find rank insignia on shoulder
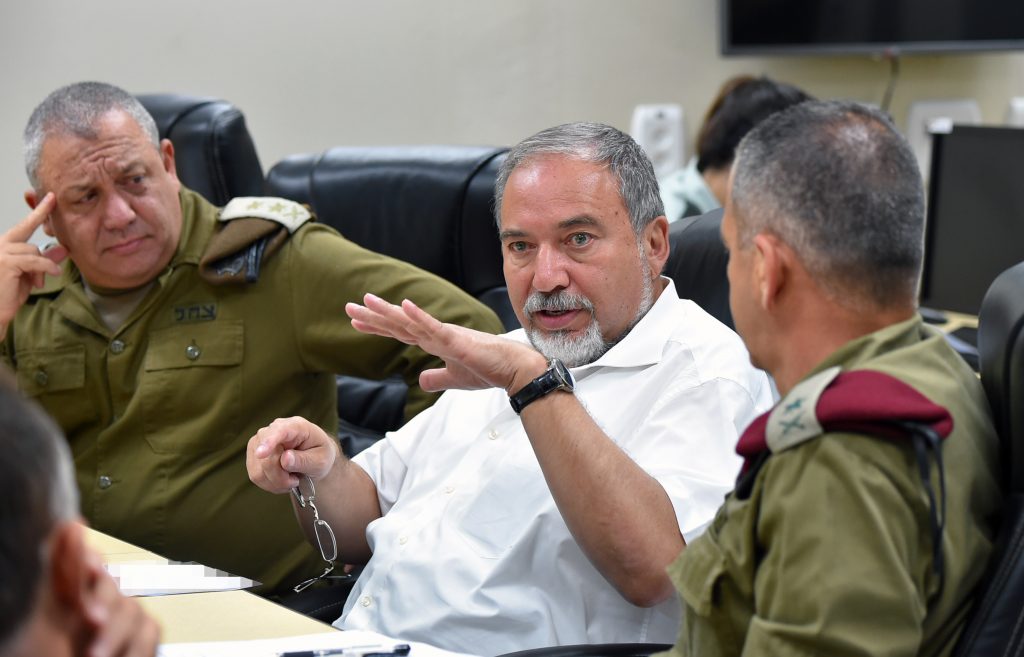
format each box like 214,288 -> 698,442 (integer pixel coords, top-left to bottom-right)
220,197 -> 312,233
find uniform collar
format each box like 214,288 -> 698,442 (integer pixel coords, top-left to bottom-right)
809,314 -> 930,378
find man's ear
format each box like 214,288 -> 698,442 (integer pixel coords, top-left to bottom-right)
160,139 -> 181,189
752,233 -> 785,311
48,521 -> 89,613
24,190 -> 56,237
643,215 -> 670,276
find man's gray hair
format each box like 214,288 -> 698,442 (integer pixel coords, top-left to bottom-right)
731,100 -> 925,309
494,122 -> 665,236
0,384 -> 79,648
24,81 -> 159,190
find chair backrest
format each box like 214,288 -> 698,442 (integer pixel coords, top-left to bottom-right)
266,145 -> 517,330
663,207 -> 733,329
136,93 -> 265,206
978,260 -> 1024,486
952,259 -> 1024,656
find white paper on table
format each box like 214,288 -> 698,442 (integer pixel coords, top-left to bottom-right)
106,562 -> 257,596
158,630 -> 480,657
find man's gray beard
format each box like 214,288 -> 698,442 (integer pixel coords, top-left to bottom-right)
524,254 -> 655,367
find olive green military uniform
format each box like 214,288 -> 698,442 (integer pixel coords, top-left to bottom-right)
2,188 -> 503,594
660,317 -> 1002,657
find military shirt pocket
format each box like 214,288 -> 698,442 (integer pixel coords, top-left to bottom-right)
17,345 -> 86,395
15,345 -> 95,430
140,321 -> 244,454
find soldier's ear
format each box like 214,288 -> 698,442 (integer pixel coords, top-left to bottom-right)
752,233 -> 785,311
160,139 -> 181,189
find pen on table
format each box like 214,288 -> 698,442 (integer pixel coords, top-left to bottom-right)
277,643 -> 411,657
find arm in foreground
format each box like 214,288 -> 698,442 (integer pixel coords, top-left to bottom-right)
346,294 -> 682,606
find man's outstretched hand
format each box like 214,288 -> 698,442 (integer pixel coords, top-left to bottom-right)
345,293 -> 546,395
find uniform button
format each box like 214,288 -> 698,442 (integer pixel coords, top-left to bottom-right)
110,339 -> 125,354
98,475 -> 112,489
360,595 -> 372,607
444,486 -> 455,494
185,344 -> 201,361
488,429 -> 499,440
34,370 -> 48,387
398,536 -> 408,545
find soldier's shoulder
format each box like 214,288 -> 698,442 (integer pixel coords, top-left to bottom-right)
220,197 -> 313,233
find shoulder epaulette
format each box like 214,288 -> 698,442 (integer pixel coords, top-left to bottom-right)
220,197 -> 312,233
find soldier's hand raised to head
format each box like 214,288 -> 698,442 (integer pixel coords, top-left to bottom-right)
0,193 -> 68,336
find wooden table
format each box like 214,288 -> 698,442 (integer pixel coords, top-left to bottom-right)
86,528 -> 336,644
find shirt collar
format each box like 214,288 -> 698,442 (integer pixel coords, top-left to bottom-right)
571,276 -> 679,374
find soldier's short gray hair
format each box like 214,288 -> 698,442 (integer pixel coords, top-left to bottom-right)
731,100 -> 925,310
24,81 -> 159,190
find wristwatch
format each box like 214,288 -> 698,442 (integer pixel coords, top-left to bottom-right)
509,358 -> 575,414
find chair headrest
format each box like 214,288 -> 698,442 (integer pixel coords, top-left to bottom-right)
979,259 -> 1024,491
266,145 -> 508,300
136,93 -> 265,207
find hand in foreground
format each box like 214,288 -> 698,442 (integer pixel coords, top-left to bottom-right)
345,293 -> 546,394
81,550 -> 160,657
0,193 -> 68,328
247,416 -> 340,494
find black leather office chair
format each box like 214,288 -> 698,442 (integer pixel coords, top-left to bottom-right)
952,260 -> 1024,656
136,94 -> 266,205
267,145 -> 515,330
267,146 -> 515,454
663,208 -> 733,330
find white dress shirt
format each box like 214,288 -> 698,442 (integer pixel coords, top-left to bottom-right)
339,279 -> 774,655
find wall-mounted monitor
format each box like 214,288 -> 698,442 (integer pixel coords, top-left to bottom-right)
720,0 -> 1024,56
920,125 -> 1024,316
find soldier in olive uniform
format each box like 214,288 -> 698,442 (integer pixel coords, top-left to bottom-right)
661,101 -> 1001,655
0,81 -> 502,595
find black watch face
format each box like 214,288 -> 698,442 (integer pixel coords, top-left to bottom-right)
552,360 -> 574,390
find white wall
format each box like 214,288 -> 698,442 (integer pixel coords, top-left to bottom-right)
2,0 -> 1023,232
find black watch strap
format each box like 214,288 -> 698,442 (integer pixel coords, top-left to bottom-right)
509,358 -> 575,414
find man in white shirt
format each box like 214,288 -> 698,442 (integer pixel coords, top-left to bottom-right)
247,123 -> 773,655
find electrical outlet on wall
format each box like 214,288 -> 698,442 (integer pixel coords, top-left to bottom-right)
630,104 -> 685,179
1006,98 -> 1024,127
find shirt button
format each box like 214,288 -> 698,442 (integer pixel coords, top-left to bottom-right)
185,344 -> 201,361
360,595 -> 372,607
444,486 -> 455,494
98,475 -> 112,489
398,536 -> 408,545
488,429 -> 499,440
34,370 -> 48,387
110,339 -> 125,354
